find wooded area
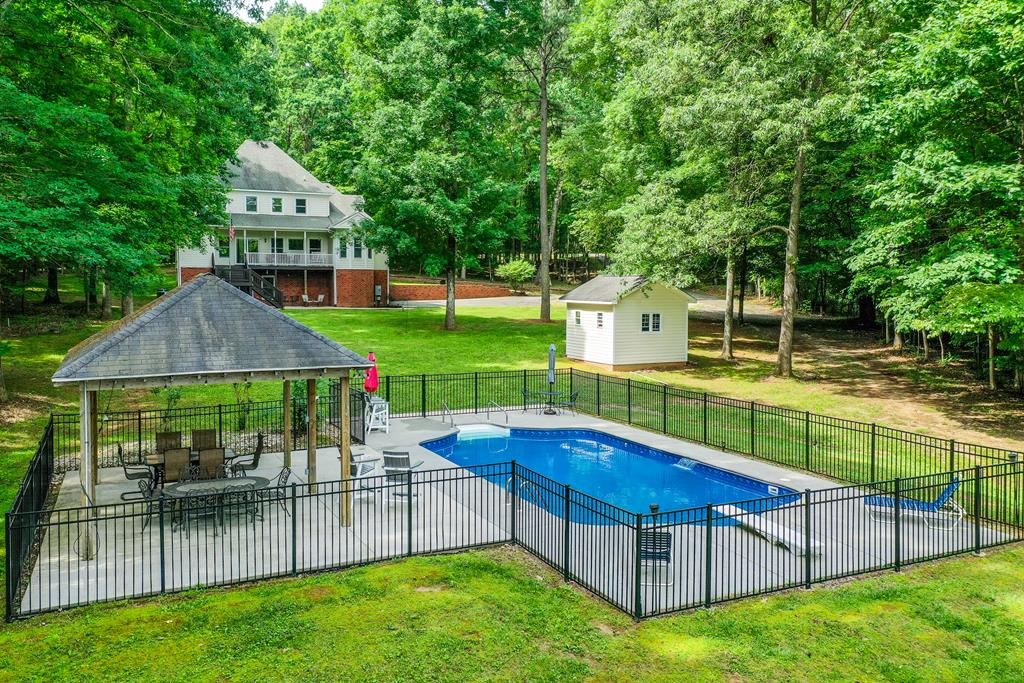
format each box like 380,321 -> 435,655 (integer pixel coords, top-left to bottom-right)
1,0 -> 1022,385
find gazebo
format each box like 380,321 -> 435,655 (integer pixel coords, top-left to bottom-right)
52,273 -> 371,518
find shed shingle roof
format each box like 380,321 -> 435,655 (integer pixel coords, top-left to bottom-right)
53,274 -> 370,385
559,275 -> 696,304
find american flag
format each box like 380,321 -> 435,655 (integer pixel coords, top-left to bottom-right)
228,218 -> 235,242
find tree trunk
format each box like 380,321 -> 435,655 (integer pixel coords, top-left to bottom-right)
460,264 -> 466,280
775,131 -> 807,377
101,276 -> 112,320
737,244 -> 747,324
121,292 -> 135,318
988,324 -> 997,390
938,332 -> 946,361
721,250 -> 736,360
893,330 -> 904,352
884,315 -> 891,345
43,267 -> 60,305
444,233 -> 457,331
83,273 -> 92,314
537,55 -> 552,323
921,330 -> 930,360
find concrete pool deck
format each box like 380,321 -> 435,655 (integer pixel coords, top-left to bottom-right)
16,411 -> 1011,618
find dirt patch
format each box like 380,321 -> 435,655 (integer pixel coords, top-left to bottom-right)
0,397 -> 49,426
592,621 -> 616,635
414,585 -> 446,593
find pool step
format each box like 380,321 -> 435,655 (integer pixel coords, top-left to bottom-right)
456,424 -> 511,440
713,504 -> 822,556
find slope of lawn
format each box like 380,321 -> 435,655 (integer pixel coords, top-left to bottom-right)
1,545 -> 1022,682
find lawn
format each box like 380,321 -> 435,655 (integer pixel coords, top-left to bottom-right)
1,545 -> 1022,682
3,276 -> 1024,680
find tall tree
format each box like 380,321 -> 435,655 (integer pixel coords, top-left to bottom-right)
346,0 -> 526,329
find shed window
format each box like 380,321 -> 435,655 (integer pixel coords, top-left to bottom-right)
641,313 -> 661,332
245,196 -> 257,212
272,197 -> 283,212
596,312 -> 603,328
574,311 -> 581,326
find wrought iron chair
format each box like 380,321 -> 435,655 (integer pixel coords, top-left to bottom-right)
156,431 -> 182,454
198,448 -> 225,480
180,487 -> 221,536
162,448 -> 192,483
259,467 -> 292,515
223,482 -> 259,522
137,480 -> 162,530
118,444 -> 153,501
556,391 -> 580,416
192,429 -> 218,451
228,433 -> 264,476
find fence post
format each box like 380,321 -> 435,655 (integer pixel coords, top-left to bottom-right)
407,474 -> 415,557
4,513 -> 12,621
159,497 -> 166,594
474,372 -> 479,414
633,512 -> 643,621
870,423 -> 877,482
750,402 -> 756,456
569,368 -> 574,400
562,484 -> 571,581
974,465 -> 983,555
704,503 -> 714,608
385,375 -> 391,403
421,374 -> 427,417
596,374 -> 602,415
804,412 -> 811,471
137,410 -> 143,461
291,483 -> 298,576
702,393 -> 709,444
522,369 -> 528,405
893,477 -> 902,572
218,405 -> 223,448
949,439 -> 957,474
627,380 -> 632,424
804,489 -> 812,589
510,461 -> 518,543
662,384 -> 668,433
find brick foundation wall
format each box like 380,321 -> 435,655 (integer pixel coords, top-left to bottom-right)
337,269 -> 375,307
272,270 -> 331,306
374,269 -> 389,305
179,267 -> 212,285
390,280 -> 511,301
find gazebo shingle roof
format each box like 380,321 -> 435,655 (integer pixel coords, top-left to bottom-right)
53,274 -> 370,385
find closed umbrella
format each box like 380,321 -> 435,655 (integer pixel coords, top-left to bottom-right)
545,343 -> 557,414
364,351 -> 379,393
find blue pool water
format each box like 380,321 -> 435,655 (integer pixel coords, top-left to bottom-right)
421,427 -> 797,520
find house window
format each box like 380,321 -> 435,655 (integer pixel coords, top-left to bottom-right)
596,312 -> 603,329
295,198 -> 306,214
353,240 -> 363,258
367,247 -> 373,258
272,238 -> 284,254
641,313 -> 661,332
217,238 -> 230,258
245,196 -> 257,212
287,237 -> 304,251
272,197 -> 283,213
575,311 -> 581,326
308,238 -> 322,254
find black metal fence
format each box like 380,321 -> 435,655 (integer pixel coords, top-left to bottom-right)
7,457 -> 1022,620
6,368 -> 1024,620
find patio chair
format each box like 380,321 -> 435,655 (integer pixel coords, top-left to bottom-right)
639,529 -> 674,586
864,476 -> 964,530
351,460 -> 381,500
364,394 -> 390,434
137,480 -> 162,530
192,429 -> 217,451
383,465 -> 417,504
382,450 -> 423,471
315,294 -> 325,305
162,447 -> 192,483
223,482 -> 259,522
228,432 -> 264,476
198,448 -> 225,480
259,467 -> 292,515
118,444 -> 153,501
301,294 -> 310,306
556,391 -> 580,416
156,431 -> 182,454
179,487 -> 221,536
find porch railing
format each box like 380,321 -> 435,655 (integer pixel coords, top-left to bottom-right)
245,252 -> 333,267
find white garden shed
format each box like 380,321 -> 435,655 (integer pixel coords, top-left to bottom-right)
560,275 -> 695,370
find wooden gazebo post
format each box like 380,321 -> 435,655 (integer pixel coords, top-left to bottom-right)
307,378 -> 317,487
339,371 -> 351,526
78,385 -> 98,559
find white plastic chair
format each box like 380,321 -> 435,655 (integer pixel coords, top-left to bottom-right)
365,394 -> 390,434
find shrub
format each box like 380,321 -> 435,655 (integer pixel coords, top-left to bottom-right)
496,260 -> 536,294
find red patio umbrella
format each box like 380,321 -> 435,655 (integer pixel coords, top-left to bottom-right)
364,351 -> 379,393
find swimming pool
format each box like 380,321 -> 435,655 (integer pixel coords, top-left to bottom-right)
421,426 -> 797,519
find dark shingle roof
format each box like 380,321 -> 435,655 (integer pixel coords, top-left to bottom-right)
559,276 -> 648,303
226,140 -> 334,193
53,274 -> 370,384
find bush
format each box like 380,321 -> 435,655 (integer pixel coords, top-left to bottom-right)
496,260 -> 536,294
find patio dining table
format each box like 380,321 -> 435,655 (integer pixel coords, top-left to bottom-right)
529,390 -> 561,415
162,476 -> 272,530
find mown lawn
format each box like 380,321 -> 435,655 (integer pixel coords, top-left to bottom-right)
1,545 -> 1022,682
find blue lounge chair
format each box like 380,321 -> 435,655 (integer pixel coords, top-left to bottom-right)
864,477 -> 964,529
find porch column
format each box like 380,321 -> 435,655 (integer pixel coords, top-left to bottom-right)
307,378 -> 317,487
302,231 -> 308,295
282,380 -> 292,468
339,372 -> 351,526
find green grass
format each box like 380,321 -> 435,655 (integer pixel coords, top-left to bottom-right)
1,546 -> 1023,682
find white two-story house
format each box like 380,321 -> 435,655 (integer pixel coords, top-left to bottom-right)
176,140 -> 389,307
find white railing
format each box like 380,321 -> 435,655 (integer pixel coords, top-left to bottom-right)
245,252 -> 334,267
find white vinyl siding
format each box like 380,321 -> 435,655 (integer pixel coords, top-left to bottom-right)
612,283 -> 689,365
226,190 -> 331,217
565,304 -> 615,365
